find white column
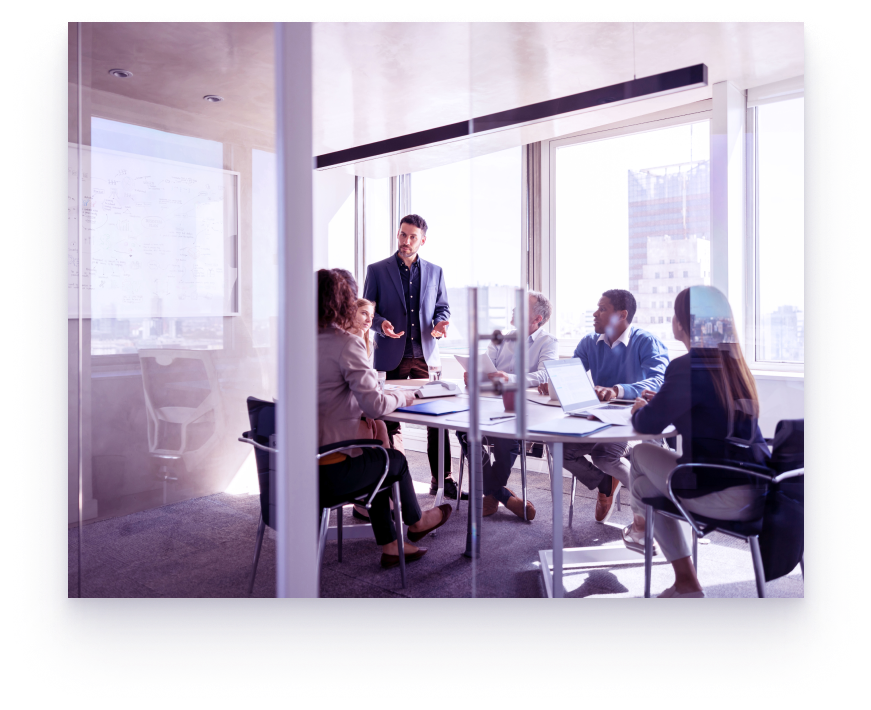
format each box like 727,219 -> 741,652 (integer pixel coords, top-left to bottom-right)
275,22 -> 318,598
711,81 -> 747,332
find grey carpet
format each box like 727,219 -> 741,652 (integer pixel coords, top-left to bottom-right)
69,449 -> 804,598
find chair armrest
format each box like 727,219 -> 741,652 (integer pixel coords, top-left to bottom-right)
773,467 -> 804,483
318,440 -> 391,510
238,432 -> 278,454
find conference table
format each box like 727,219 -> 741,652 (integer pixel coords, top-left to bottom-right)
380,378 -> 675,598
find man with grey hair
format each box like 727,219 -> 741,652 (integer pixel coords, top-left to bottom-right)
455,291 -> 558,520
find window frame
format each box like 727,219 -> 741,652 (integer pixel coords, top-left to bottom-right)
540,101 -> 714,354
743,92 -> 805,374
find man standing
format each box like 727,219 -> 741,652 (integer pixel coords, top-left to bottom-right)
541,289 -> 669,523
363,215 -> 466,499
456,291 -> 557,520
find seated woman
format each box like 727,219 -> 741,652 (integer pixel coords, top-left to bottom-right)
347,297 -> 404,520
317,269 -> 451,568
624,285 -> 770,597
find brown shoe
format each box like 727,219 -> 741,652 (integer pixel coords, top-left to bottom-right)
381,547 -> 427,569
407,504 -> 453,542
594,478 -> 622,523
504,488 -> 535,521
483,494 -> 499,517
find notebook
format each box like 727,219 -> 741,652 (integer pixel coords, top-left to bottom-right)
543,359 -> 633,426
395,400 -> 471,416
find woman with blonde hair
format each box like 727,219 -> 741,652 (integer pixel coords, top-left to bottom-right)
623,285 -> 770,597
348,298 -> 376,365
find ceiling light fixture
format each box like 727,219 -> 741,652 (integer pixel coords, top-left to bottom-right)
315,63 -> 708,170
203,95 -> 224,103
108,69 -> 133,78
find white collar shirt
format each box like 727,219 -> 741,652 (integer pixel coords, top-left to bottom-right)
594,325 -> 634,398
487,325 -> 559,388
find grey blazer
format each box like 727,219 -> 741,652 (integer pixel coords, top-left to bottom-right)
317,326 -> 403,455
362,254 -> 450,371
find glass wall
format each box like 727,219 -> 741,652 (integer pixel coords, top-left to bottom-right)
755,97 -> 804,365
70,22 -> 278,596
554,120 -> 711,357
411,146 -> 523,353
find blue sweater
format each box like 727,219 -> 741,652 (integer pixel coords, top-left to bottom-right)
572,327 -> 670,399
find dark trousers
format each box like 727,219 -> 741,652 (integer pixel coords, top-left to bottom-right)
318,448 -> 422,546
385,357 -> 452,479
455,431 -> 520,505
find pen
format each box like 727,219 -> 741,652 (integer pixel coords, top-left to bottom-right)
489,414 -> 515,421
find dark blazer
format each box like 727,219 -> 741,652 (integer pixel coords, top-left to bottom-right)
363,254 -> 450,372
632,351 -> 770,468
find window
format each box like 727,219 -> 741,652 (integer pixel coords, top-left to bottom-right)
668,271 -> 674,278
411,147 -> 522,352
364,177 -> 391,271
753,97 -> 804,366
683,270 -> 689,278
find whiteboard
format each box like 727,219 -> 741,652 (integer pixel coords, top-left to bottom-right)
68,144 -> 240,319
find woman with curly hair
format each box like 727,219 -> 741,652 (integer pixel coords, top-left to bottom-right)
317,269 -> 451,568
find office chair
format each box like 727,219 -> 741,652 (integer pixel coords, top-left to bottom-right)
239,397 -> 408,595
139,349 -> 224,504
639,420 -> 804,598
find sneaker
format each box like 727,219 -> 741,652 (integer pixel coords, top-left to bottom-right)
431,476 -> 469,500
594,478 -> 622,523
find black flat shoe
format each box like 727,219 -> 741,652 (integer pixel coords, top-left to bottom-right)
381,547 -> 427,569
431,477 -> 469,501
408,504 -> 453,543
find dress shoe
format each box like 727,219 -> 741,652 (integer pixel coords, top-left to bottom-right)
381,547 -> 427,569
594,478 -> 622,523
504,488 -> 535,521
431,476 -> 469,501
407,504 -> 453,542
483,494 -> 499,517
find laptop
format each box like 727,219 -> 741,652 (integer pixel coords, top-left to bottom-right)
542,359 -> 633,426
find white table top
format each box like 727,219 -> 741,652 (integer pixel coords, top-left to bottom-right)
381,379 -> 675,444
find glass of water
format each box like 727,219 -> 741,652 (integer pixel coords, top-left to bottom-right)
428,364 -> 442,381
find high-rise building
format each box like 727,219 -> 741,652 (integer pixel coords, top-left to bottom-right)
628,160 -> 710,292
762,305 -> 804,362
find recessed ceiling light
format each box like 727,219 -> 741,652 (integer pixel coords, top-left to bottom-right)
203,95 -> 224,103
108,69 -> 133,78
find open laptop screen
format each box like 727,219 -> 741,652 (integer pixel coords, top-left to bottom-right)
543,359 -> 599,411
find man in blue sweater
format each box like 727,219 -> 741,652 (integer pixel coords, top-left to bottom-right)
542,289 -> 669,523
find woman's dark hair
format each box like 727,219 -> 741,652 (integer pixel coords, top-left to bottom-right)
317,269 -> 357,330
333,268 -> 358,298
674,286 -> 759,420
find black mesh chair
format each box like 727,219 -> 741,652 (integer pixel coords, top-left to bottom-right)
238,396 -> 407,594
639,418 -> 804,598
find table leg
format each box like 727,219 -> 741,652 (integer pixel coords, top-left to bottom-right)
433,425 -> 445,508
551,442 -> 564,598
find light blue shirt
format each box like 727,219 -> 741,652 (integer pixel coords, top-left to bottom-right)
488,326 -> 559,388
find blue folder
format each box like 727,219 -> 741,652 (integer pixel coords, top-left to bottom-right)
395,400 -> 471,416
528,417 -> 612,437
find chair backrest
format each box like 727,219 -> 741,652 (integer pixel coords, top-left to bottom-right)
770,419 -> 804,475
138,349 -> 224,472
246,396 -> 276,528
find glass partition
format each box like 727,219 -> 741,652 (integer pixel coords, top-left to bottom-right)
70,22 -> 279,596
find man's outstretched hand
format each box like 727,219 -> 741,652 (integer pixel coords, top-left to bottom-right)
382,321 -> 405,339
431,320 -> 450,339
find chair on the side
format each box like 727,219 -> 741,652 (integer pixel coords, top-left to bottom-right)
239,396 -> 407,595
640,418 -> 804,598
138,348 -> 224,504
456,437 -> 532,520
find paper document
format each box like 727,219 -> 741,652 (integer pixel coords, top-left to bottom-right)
454,352 -> 497,378
413,381 -> 460,398
583,406 -> 634,426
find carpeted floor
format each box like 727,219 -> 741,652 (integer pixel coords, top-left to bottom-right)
68,449 -> 804,598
